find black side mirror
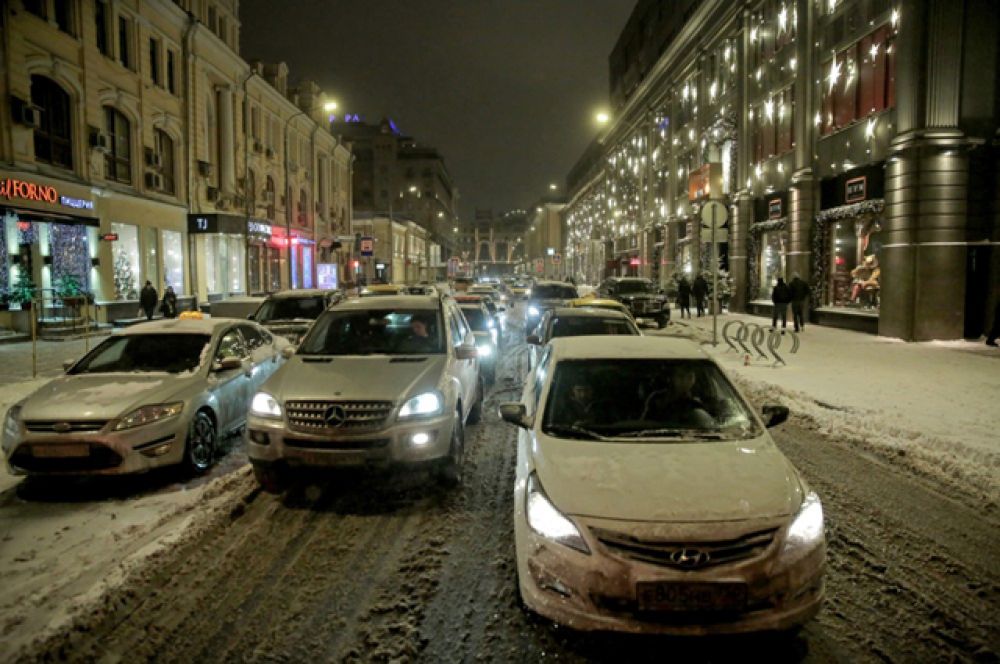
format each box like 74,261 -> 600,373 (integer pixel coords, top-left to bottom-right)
246,314 -> 255,320
499,403 -> 532,429
762,404 -> 789,428
526,334 -> 541,345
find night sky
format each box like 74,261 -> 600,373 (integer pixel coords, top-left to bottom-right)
239,0 -> 635,222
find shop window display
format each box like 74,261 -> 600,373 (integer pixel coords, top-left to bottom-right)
758,230 -> 787,299
111,222 -> 140,299
162,230 -> 183,293
49,224 -> 90,293
829,216 -> 882,310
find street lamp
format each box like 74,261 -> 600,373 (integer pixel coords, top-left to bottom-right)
548,183 -> 558,191
595,110 -> 610,125
283,99 -> 339,288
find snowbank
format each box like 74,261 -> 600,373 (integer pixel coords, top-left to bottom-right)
653,314 -> 1000,508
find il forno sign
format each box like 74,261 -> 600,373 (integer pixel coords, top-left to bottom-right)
0,177 -> 58,204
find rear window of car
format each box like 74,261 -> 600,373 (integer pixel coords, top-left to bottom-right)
550,316 -> 637,338
255,296 -> 326,322
533,284 -> 578,299
459,306 -> 488,331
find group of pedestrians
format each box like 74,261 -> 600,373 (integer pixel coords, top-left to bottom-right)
771,274 -> 810,332
676,274 -> 708,319
139,281 -> 178,321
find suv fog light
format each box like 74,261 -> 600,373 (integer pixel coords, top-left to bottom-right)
140,443 -> 172,458
248,430 -> 270,445
411,432 -> 432,446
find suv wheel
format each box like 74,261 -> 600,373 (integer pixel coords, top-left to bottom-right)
657,314 -> 668,329
436,414 -> 464,487
467,378 -> 484,424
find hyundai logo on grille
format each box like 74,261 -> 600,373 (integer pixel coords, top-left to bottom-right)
669,548 -> 710,568
323,405 -> 348,427
52,422 -> 72,433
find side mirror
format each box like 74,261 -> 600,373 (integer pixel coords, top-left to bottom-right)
762,404 -> 789,428
499,403 -> 532,429
526,334 -> 541,345
455,344 -> 478,360
246,314 -> 255,320
281,345 -> 297,359
62,358 -> 75,372
212,356 -> 243,372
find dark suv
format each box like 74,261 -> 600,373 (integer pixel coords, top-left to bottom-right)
597,277 -> 670,328
249,289 -> 343,343
525,280 -> 579,330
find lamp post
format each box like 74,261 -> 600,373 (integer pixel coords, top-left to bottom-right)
283,100 -> 337,289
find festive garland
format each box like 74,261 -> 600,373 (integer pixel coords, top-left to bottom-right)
746,218 -> 788,303
815,199 -> 884,223
811,199 -> 885,305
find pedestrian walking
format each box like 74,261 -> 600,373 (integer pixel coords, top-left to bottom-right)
160,285 -> 178,319
986,300 -> 1000,347
789,273 -> 810,332
693,274 -> 708,317
677,277 -> 692,319
771,277 -> 792,330
139,280 -> 158,321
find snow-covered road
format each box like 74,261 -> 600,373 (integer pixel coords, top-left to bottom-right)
4,309 -> 998,662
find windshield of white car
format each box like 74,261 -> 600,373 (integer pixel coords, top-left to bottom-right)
70,334 -> 211,374
541,359 -> 760,440
255,297 -> 326,322
532,284 -> 578,299
615,280 -> 655,294
459,306 -> 489,331
550,316 -> 637,338
298,309 -> 445,355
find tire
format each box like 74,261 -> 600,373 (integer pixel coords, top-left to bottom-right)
657,314 -> 668,329
253,462 -> 289,494
467,378 -> 484,424
183,410 -> 216,476
436,414 -> 465,488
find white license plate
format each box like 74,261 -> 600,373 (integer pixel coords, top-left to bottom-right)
32,444 -> 90,458
637,581 -> 747,612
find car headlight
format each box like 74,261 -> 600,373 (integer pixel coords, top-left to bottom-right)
490,328 -> 498,345
779,491 -> 824,563
528,306 -> 540,317
477,344 -> 493,358
3,404 -> 23,453
398,391 -> 443,419
526,473 -> 590,554
115,402 -> 184,431
250,392 -> 283,418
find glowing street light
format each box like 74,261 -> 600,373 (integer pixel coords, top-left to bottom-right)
595,111 -> 610,125
548,183 -> 558,191
322,101 -> 338,112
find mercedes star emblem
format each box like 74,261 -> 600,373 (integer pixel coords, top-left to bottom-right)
323,405 -> 348,428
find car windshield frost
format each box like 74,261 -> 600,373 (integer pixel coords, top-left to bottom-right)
533,284 -> 578,299
550,317 -> 636,338
298,309 -> 445,355
541,359 -> 760,440
70,334 -> 211,374
459,306 -> 489,331
255,297 -> 326,322
615,280 -> 655,294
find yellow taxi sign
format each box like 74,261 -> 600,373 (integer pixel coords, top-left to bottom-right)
178,310 -> 204,320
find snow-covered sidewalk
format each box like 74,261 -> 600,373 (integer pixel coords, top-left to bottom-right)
653,312 -> 1000,507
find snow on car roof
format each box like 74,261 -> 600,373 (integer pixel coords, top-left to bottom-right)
548,307 -> 631,319
267,289 -> 337,299
339,295 -> 440,310
117,318 -> 233,335
548,335 -> 707,360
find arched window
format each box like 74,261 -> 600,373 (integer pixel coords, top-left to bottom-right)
154,129 -> 175,194
265,176 -> 276,220
298,189 -> 308,225
104,106 -> 131,184
30,75 -> 73,169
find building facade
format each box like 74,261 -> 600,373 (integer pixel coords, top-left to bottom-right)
0,0 -> 352,329
562,0 -> 999,340
525,200 -> 566,279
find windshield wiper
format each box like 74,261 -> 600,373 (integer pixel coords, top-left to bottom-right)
615,428 -> 726,440
543,424 -> 609,441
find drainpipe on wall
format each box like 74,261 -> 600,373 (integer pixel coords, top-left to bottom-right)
241,69 -> 256,293
182,13 -> 197,303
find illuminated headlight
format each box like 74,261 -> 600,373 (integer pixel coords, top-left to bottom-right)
477,344 -> 493,358
779,491 -> 824,564
2,404 -> 23,454
115,402 -> 184,431
526,473 -> 590,554
528,306 -> 540,317
398,391 -> 443,419
487,318 -> 495,329
250,392 -> 283,418
490,328 -> 498,345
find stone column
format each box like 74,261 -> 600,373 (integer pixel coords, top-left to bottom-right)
788,170 -> 815,281
217,86 -> 236,194
880,0 -> 971,340
729,192 -> 753,311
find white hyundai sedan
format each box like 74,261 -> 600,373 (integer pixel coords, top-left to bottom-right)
499,336 -> 824,635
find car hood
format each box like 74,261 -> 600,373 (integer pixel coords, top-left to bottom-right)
18,373 -> 201,421
263,355 -> 447,403
532,433 -> 803,522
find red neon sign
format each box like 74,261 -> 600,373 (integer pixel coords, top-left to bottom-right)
0,178 -> 58,204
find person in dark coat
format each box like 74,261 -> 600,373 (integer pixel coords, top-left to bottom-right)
692,274 -> 709,317
789,273 -> 810,332
139,280 -> 158,320
771,277 -> 793,329
160,286 -> 178,319
986,300 -> 1000,347
677,277 -> 692,319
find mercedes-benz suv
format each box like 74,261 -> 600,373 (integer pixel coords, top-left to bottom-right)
245,295 -> 484,492
597,277 -> 670,328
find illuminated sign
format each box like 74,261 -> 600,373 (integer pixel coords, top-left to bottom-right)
100,233 -> 119,241
845,176 -> 867,203
60,195 -> 94,210
329,113 -> 363,123
1,178 -> 58,204
768,198 -> 782,219
247,220 -> 272,237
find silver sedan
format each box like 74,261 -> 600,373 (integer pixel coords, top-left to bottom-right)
2,318 -> 289,477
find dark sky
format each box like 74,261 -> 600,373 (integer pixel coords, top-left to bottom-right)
239,0 -> 634,222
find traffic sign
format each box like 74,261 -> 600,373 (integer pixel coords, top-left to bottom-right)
360,237 -> 374,256
700,200 -> 728,229
553,253 -> 562,265
534,258 -> 544,274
